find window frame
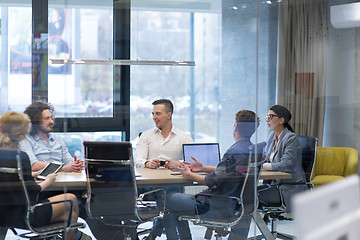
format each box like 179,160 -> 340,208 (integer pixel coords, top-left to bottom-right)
31,0 -> 131,139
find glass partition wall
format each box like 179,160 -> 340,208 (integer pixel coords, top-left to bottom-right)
0,0 -> 359,239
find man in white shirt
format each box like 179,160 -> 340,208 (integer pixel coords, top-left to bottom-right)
136,99 -> 193,240
135,99 -> 193,169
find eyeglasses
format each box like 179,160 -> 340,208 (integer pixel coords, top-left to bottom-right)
265,114 -> 279,120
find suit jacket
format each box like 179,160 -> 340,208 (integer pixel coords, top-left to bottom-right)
264,128 -> 306,209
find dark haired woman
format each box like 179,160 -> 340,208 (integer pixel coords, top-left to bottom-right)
258,105 -> 306,211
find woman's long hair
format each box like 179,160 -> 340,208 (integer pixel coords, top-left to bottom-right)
0,111 -> 31,149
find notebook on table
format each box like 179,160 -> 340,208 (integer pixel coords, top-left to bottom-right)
182,143 -> 220,166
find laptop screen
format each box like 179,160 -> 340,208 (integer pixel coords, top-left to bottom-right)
182,143 -> 220,166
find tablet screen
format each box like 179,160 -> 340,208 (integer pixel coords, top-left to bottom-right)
38,162 -> 63,179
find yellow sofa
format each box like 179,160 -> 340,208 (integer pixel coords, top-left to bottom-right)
311,147 -> 358,187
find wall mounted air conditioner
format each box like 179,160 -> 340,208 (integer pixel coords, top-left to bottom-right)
331,2 -> 360,29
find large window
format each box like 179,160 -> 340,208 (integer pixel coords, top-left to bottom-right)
129,1 -> 274,151
3,4 -> 115,117
0,1 -> 128,135
130,6 -> 222,145
0,0 -> 273,148
2,0 -> 360,239
47,6 -> 114,118
5,6 -> 32,112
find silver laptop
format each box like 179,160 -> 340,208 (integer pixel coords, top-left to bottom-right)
182,143 -> 220,166
292,175 -> 360,240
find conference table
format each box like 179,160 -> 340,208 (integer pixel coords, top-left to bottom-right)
51,167 -> 291,188
51,168 -> 290,240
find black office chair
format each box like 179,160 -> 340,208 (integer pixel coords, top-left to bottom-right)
178,144 -> 264,240
252,135 -> 318,240
0,148 -> 85,240
297,135 -> 318,189
84,141 -> 165,240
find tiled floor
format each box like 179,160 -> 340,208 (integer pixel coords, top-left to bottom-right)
4,187 -> 296,239
149,218 -> 296,239
3,217 -> 296,239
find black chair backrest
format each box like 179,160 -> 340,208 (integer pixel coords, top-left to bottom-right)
0,149 -> 36,205
86,159 -> 137,221
84,141 -> 138,223
297,135 -> 317,183
0,148 -> 40,229
84,141 -> 133,161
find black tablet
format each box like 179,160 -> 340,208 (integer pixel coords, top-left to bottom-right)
37,161 -> 63,179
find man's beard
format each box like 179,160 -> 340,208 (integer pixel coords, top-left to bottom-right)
39,125 -> 53,134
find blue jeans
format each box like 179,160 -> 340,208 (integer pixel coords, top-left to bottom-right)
164,193 -> 194,240
139,186 -> 188,239
166,192 -> 251,240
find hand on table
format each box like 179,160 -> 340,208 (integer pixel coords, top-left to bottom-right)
147,159 -> 162,169
63,156 -> 84,172
146,159 -> 180,169
164,160 -> 181,169
262,163 -> 272,171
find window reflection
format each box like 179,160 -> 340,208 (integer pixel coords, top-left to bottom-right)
48,5 -> 114,118
7,7 -> 32,112
130,9 -> 221,144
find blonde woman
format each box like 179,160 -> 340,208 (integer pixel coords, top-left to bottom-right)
0,111 -> 83,240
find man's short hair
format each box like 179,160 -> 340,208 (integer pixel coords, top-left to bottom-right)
152,99 -> 174,114
24,101 -> 54,135
235,110 -> 259,138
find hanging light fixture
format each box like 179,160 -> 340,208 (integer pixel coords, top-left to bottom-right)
50,59 -> 195,66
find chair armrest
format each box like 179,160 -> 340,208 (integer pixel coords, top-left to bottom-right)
179,193 -> 244,228
194,192 -> 242,205
138,188 -> 166,201
278,181 -> 305,185
0,167 -> 18,174
193,192 -> 242,218
278,181 -> 313,189
138,189 -> 166,217
28,199 -> 74,233
344,150 -> 358,176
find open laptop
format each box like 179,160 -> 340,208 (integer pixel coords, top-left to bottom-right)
292,175 -> 360,240
182,143 -> 220,166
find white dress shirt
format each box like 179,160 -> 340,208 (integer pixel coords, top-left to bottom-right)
134,126 -> 193,168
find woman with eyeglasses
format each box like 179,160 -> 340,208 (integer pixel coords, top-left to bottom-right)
258,105 -> 306,212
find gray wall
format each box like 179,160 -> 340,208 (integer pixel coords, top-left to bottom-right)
219,0 -> 278,152
323,0 -> 356,147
